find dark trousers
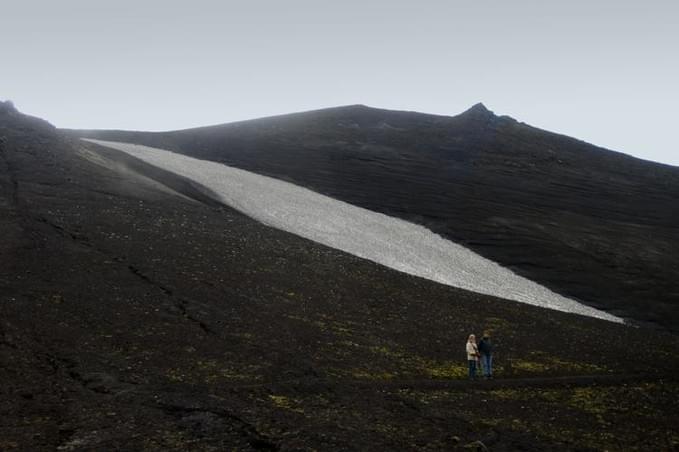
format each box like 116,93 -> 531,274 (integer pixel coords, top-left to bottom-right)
480,354 -> 493,377
468,360 -> 477,379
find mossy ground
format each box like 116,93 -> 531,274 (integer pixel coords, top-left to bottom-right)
397,382 -> 679,451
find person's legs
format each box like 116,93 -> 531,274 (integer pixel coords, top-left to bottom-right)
468,360 -> 476,379
482,354 -> 493,377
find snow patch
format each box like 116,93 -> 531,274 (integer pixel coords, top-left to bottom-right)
84,139 -> 623,323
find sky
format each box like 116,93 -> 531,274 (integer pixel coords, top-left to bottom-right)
1,0 -> 678,166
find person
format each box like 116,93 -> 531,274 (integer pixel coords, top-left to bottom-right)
478,331 -> 494,379
466,334 -> 479,380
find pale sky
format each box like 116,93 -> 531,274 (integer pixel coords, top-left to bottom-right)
2,0 -> 678,166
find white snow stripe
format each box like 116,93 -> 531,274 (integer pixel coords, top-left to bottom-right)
84,138 -> 623,323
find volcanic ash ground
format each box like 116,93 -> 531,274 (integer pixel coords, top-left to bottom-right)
84,139 -> 623,323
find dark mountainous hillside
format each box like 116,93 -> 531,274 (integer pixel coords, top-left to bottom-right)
3,100 -> 679,450
74,104 -> 679,332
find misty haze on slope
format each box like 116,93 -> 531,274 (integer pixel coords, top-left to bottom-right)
85,139 -> 622,323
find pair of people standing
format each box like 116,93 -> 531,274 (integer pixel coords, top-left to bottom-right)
466,332 -> 493,380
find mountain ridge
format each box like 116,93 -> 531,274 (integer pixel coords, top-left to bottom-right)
70,102 -> 677,170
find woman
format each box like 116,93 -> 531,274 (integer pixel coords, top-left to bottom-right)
466,334 -> 480,380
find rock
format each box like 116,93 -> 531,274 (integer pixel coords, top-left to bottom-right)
0,100 -> 16,114
448,435 -> 461,444
463,440 -> 489,451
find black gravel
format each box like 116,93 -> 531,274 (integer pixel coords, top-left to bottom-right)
2,100 -> 679,450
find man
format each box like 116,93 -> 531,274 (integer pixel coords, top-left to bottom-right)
478,331 -> 494,379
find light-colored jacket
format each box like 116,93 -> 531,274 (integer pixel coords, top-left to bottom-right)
466,341 -> 479,361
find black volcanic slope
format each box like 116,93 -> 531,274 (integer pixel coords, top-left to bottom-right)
3,101 -> 679,450
75,104 -> 679,331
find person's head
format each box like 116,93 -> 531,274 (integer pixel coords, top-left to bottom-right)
468,334 -> 476,342
483,331 -> 491,339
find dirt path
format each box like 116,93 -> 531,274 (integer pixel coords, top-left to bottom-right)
254,373 -> 673,393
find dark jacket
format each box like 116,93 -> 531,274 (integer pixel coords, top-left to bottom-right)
478,338 -> 493,355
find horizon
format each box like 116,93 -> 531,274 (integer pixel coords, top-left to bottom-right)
7,99 -> 677,168
2,0 -> 678,166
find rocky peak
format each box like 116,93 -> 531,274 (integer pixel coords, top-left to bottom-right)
0,100 -> 17,114
461,102 -> 494,118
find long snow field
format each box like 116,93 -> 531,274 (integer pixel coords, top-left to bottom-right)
85,139 -> 622,323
